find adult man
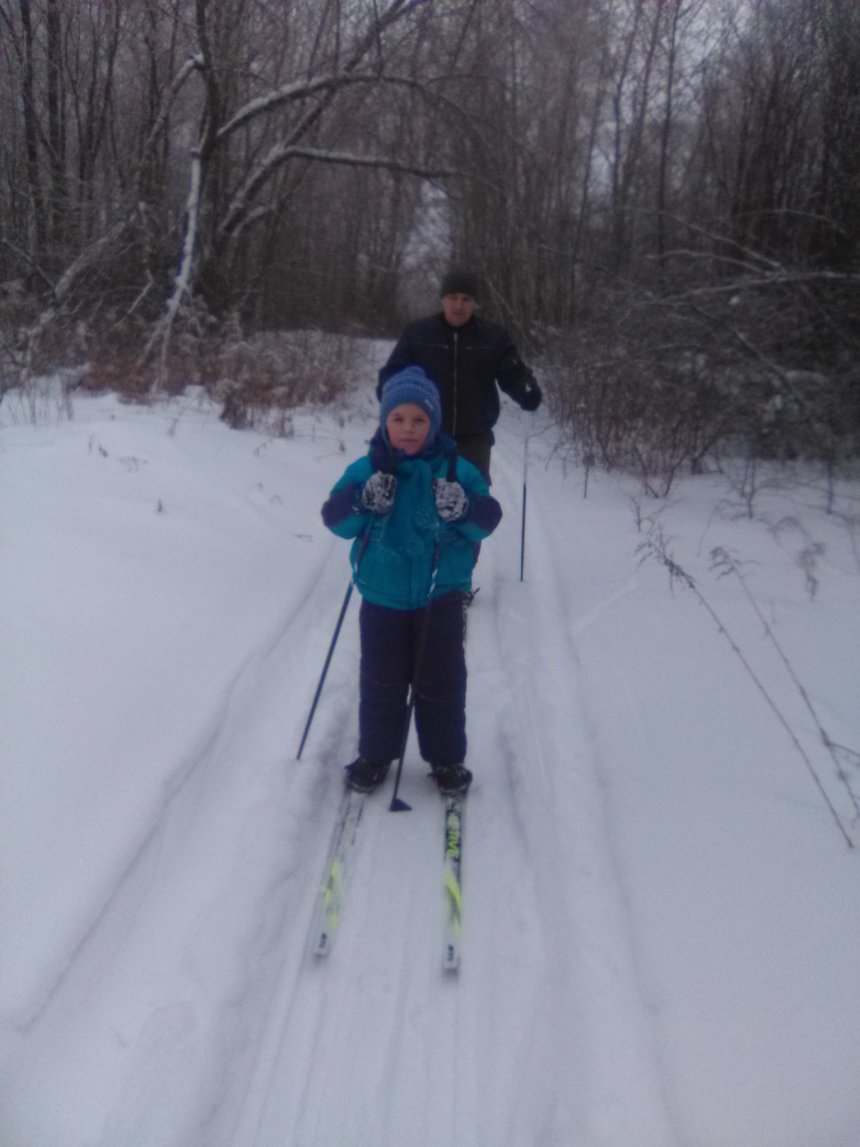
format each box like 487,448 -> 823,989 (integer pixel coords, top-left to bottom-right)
377,268 -> 542,479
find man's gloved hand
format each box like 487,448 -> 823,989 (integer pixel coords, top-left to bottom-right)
360,471 -> 397,514
433,478 -> 469,522
520,380 -> 542,411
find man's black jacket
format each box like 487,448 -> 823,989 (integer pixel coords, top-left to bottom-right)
377,312 -> 541,440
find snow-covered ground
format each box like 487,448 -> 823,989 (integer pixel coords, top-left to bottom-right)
2,362 -> 860,1147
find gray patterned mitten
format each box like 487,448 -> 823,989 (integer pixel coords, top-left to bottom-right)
433,478 -> 469,522
361,471 -> 397,514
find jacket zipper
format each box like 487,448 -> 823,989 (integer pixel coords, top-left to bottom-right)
452,330 -> 459,436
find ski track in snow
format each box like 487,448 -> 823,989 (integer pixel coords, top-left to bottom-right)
7,417 -> 677,1146
6,396 -> 860,1146
26,541 -> 340,1032
486,432 -> 678,1146
216,424 -> 678,1146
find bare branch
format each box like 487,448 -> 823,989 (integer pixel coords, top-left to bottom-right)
219,146 -> 456,244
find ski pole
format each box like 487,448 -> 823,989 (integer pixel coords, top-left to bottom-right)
389,540 -> 441,812
519,433 -> 530,582
296,529 -> 371,760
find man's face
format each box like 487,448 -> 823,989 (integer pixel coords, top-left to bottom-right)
442,292 -> 475,327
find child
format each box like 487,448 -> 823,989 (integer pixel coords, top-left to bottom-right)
321,365 -> 502,795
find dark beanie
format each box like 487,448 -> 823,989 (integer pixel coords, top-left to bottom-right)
441,267 -> 479,299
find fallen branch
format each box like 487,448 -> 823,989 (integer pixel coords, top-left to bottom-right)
710,546 -> 860,820
639,528 -> 855,849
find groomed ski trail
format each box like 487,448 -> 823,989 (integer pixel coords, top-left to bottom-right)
3,524 -> 370,1145
6,410 -> 679,1147
223,417 -> 680,1147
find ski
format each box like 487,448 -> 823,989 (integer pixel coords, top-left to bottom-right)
442,793 -> 464,971
310,787 -> 367,958
311,783 -> 465,965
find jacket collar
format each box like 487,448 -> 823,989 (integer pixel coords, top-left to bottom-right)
368,427 -> 457,472
439,312 -> 478,334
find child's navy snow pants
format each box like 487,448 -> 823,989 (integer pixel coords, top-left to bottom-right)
358,592 -> 467,766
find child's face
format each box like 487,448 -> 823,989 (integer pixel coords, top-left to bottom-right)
385,402 -> 432,454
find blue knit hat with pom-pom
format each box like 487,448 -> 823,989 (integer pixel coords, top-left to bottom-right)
379,366 -> 442,443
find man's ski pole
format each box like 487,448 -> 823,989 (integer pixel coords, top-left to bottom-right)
296,530 -> 371,760
520,434 -> 529,582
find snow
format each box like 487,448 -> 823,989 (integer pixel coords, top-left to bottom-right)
2,366 -> 859,1147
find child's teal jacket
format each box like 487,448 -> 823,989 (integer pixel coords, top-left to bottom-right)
322,430 -> 502,611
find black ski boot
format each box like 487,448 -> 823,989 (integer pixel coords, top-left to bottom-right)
430,763 -> 473,797
345,758 -> 390,793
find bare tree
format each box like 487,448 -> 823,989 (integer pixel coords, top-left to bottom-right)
1,0 -> 857,469
2,0 -> 472,385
